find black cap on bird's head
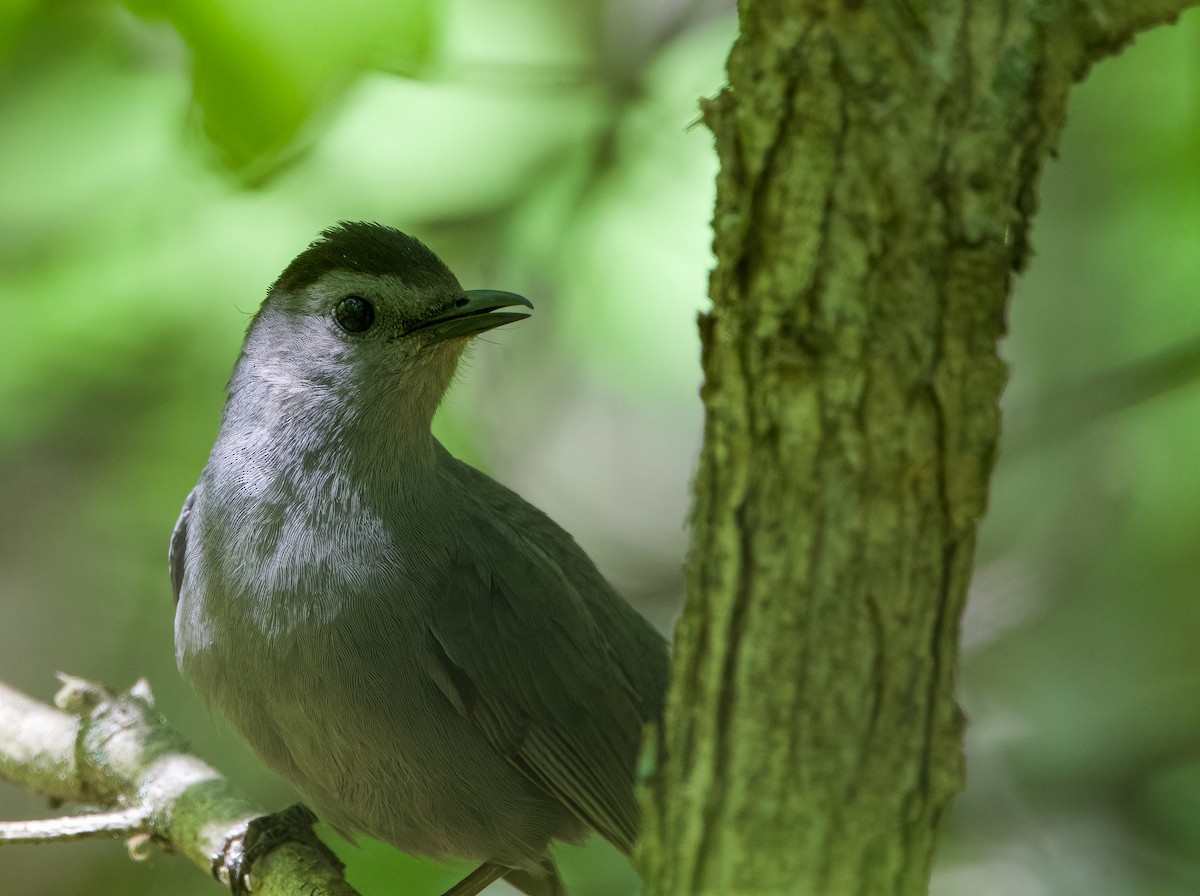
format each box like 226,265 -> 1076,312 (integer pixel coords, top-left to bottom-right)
273,222 -> 457,297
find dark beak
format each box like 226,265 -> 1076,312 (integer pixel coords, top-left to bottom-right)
408,290 -> 533,341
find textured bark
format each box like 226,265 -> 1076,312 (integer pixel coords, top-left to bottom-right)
641,2 -> 1197,895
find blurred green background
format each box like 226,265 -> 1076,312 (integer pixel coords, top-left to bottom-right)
0,2 -> 1196,895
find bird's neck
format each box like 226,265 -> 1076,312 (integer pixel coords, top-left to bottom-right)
217,371 -> 444,491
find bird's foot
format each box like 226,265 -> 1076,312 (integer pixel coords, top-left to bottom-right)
439,859 -> 565,896
214,803 -> 339,894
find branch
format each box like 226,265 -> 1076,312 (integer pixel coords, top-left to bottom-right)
641,1 -> 1199,894
0,676 -> 359,896
1095,0 -> 1200,47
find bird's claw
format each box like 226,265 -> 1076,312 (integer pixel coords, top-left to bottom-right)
213,803 -> 326,894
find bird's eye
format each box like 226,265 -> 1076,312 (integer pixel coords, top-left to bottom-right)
334,295 -> 375,333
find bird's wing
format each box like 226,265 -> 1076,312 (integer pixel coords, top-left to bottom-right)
169,488 -> 196,605
425,538 -> 654,854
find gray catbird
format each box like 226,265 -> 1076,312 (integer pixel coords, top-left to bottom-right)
170,222 -> 670,896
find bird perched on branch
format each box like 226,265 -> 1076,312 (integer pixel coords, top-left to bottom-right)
170,222 -> 670,896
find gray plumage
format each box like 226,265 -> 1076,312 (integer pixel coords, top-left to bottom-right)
171,222 -> 669,896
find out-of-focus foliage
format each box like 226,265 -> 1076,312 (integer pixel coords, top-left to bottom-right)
0,1 -> 1196,895
118,0 -> 437,177
933,17 -> 1200,896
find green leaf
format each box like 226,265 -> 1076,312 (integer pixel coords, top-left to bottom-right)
119,0 -> 439,179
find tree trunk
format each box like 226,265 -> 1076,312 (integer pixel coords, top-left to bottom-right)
640,2 -> 1198,894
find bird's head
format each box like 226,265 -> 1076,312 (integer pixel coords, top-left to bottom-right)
233,222 -> 531,431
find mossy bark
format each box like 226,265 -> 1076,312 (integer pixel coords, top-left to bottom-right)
641,2 -> 1198,895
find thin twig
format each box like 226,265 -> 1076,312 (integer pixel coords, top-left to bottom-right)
0,806 -> 148,844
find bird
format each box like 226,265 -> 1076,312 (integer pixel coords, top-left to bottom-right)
170,221 -> 670,896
